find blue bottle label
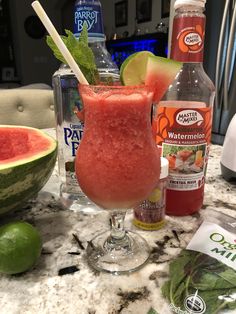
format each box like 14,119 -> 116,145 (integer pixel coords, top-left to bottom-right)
74,4 -> 105,40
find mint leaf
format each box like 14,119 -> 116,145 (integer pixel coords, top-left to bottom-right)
78,25 -> 87,44
147,307 -> 158,314
162,250 -> 236,313
46,25 -> 99,84
46,35 -> 67,64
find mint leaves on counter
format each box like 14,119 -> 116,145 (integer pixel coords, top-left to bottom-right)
162,250 -> 236,314
147,307 -> 159,314
46,26 -> 99,84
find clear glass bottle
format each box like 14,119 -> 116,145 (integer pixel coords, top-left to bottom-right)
154,0 -> 215,216
53,65 -> 97,211
53,0 -> 119,212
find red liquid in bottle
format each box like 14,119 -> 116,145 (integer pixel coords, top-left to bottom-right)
153,2 -> 215,216
166,186 -> 204,216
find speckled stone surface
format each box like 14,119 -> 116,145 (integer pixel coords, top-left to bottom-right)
0,136 -> 236,314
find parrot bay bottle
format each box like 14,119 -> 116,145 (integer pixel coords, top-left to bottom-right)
153,0 -> 215,216
74,0 -> 120,81
53,64 -> 95,211
53,0 -> 119,212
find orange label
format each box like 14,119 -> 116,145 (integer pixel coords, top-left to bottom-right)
153,105 -> 213,191
154,106 -> 212,146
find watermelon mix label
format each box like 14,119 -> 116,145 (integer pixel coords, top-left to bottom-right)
154,104 -> 212,191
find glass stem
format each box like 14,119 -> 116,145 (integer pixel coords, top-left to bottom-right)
110,211 -> 126,240
105,210 -> 131,251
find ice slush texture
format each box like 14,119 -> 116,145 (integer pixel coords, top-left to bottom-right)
75,85 -> 160,209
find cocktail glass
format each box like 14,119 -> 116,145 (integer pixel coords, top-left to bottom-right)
75,84 -> 160,274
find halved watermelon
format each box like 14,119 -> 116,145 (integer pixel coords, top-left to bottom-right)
0,125 -> 57,215
145,55 -> 182,103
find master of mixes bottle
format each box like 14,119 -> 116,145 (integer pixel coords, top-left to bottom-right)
53,0 -> 119,211
153,0 -> 215,216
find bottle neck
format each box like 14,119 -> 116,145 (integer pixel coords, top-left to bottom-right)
170,5 -> 206,63
74,0 -> 105,42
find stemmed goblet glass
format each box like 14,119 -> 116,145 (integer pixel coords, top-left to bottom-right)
75,84 -> 160,274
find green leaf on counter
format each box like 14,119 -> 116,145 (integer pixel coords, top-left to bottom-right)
161,250 -> 236,314
46,25 -> 99,84
147,307 -> 158,314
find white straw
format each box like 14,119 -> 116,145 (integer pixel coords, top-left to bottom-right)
31,1 -> 88,85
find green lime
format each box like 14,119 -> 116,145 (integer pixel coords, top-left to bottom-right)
120,51 -> 154,85
0,221 -> 42,275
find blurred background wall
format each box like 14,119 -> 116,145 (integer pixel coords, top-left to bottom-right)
1,0 -> 170,87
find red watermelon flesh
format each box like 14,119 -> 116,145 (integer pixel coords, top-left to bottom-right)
0,127 -> 54,164
145,56 -> 182,103
0,125 -> 57,215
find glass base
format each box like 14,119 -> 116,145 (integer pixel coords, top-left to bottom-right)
86,230 -> 150,274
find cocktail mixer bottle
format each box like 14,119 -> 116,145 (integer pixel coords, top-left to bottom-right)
153,0 -> 215,216
53,0 -> 119,211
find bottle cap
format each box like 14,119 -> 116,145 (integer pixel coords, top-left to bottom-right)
174,0 -> 206,10
160,157 -> 169,179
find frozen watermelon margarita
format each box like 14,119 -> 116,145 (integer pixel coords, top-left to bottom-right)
75,53 -> 182,274
29,0 -> 181,274
76,84 -> 160,209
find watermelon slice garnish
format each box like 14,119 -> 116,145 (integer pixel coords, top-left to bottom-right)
120,52 -> 182,103
145,55 -> 182,103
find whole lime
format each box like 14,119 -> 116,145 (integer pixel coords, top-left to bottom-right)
0,221 -> 42,275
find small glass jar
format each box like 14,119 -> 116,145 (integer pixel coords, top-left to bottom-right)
133,158 -> 169,230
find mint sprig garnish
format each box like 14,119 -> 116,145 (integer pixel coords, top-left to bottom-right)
46,26 -> 99,84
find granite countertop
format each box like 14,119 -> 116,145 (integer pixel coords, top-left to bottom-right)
0,140 -> 236,314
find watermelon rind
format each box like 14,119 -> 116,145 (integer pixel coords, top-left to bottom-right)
0,126 -> 57,215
